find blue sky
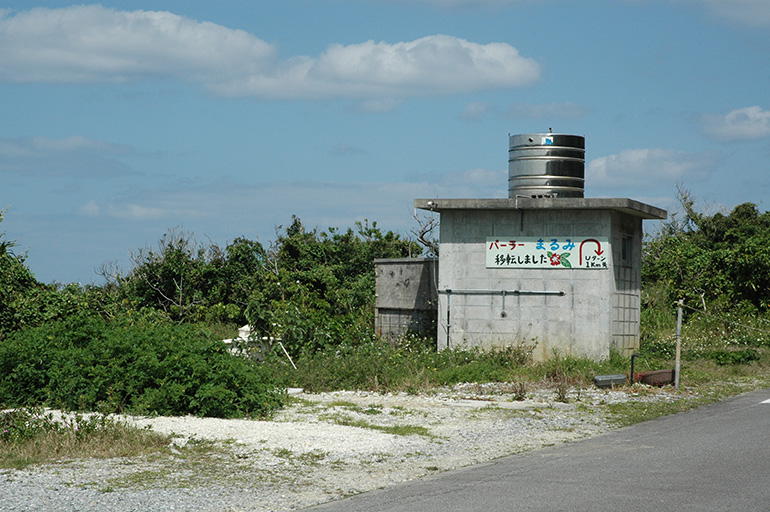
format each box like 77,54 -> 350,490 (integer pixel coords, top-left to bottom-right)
1,0 -> 769,284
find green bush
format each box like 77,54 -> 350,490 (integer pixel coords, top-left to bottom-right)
643,194 -> 770,313
0,314 -> 284,418
686,348 -> 760,366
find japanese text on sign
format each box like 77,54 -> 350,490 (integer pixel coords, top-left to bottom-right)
486,236 -> 609,269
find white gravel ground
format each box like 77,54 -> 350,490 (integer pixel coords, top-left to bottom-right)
1,383 -> 679,512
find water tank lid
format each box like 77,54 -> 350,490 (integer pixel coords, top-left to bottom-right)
509,133 -> 585,149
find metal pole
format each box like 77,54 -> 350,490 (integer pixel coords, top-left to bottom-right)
675,300 -> 682,391
446,290 -> 451,348
277,341 -> 297,370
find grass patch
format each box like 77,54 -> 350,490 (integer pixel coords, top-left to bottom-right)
325,400 -> 384,415
605,375 -> 770,427
100,443 -> 290,491
265,340 -> 631,393
318,412 -> 435,438
0,408 -> 170,470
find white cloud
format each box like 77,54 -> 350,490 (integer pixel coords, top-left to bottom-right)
77,200 -> 100,217
215,35 -> 540,99
0,6 -> 273,83
0,135 -> 136,177
0,6 -> 540,101
408,168 -> 508,197
109,204 -> 171,221
587,148 -> 722,190
701,106 -> 770,142
693,0 -> 770,27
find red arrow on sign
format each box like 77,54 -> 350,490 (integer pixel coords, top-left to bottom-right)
579,239 -> 604,265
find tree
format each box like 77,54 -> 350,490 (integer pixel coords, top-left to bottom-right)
642,191 -> 770,313
246,216 -> 422,354
0,207 -> 49,338
410,209 -> 439,257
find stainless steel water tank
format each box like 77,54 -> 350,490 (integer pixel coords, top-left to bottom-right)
508,133 -> 585,198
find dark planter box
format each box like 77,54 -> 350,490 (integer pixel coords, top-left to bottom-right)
594,374 -> 627,388
635,369 -> 675,386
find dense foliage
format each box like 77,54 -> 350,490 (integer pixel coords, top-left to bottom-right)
98,216 -> 420,355
643,192 -> 770,314
0,313 -> 283,418
0,211 -> 420,416
639,192 -> 770,371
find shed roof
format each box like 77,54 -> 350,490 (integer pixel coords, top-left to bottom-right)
414,197 -> 667,220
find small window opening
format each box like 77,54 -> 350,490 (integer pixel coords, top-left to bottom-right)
621,235 -> 633,265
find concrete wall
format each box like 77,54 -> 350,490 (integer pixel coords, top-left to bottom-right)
436,208 -> 643,360
610,211 -> 643,355
375,258 -> 438,340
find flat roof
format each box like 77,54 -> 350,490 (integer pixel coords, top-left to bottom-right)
414,197 -> 667,220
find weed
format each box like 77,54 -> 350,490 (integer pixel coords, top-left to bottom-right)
327,400 -> 358,409
512,380 -> 527,401
318,412 -> 435,438
273,448 -> 293,459
388,406 -> 421,418
0,408 -> 170,469
297,450 -> 327,464
553,378 -> 570,403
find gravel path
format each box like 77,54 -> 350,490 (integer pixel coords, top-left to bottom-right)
1,384 -> 678,512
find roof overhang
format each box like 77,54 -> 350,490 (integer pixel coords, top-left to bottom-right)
414,197 -> 667,220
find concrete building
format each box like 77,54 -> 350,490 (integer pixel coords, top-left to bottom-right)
414,133 -> 667,361
414,197 -> 666,360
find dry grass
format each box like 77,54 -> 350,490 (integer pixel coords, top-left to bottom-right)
0,409 -> 171,469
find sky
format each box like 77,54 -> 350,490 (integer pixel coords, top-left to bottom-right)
1,0 -> 769,284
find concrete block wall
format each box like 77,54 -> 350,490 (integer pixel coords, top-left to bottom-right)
609,211 -> 643,355
436,208 -> 642,361
375,258 -> 438,340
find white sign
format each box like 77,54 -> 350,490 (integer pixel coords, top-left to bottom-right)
486,236 -> 609,269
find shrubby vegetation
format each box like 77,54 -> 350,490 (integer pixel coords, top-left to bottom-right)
638,190 -> 770,377
0,313 -> 283,418
0,211 -> 420,417
263,339 -> 631,396
3,192 -> 770,423
643,190 -> 770,313
96,216 -> 420,355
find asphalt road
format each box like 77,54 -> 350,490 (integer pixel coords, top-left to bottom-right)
307,388 -> 770,511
